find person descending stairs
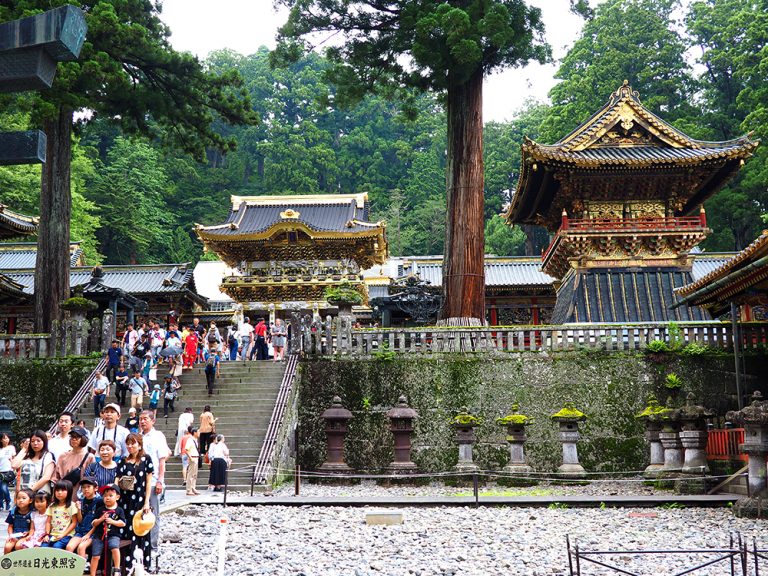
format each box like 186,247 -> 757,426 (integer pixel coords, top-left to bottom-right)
154,360 -> 287,491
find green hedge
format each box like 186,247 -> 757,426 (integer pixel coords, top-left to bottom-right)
0,358 -> 98,438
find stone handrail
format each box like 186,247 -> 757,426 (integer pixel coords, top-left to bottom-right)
0,333 -> 51,361
297,320 -> 768,356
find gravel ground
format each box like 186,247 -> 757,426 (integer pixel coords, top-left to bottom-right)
158,503 -> 766,576
270,478 -> 665,498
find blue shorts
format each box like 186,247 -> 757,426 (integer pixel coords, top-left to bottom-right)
42,536 -> 71,549
75,528 -> 91,538
91,535 -> 120,557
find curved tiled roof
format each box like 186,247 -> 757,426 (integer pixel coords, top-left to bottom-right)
0,205 -> 38,239
406,258 -> 555,287
0,242 -> 83,268
196,193 -> 383,238
677,231 -> 768,297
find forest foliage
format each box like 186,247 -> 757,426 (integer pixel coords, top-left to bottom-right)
0,0 -> 764,265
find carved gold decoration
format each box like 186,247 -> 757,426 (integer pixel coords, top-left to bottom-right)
280,209 -> 300,219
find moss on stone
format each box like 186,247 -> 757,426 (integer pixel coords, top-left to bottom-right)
551,402 -> 587,421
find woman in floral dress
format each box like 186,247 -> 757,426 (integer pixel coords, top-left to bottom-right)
115,433 -> 153,571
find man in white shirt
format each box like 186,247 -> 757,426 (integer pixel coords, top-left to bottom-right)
238,317 -> 254,361
91,370 -> 110,419
88,403 -> 129,461
48,411 -> 74,460
139,410 -> 171,556
123,323 -> 138,356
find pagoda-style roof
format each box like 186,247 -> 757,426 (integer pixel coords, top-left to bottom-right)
504,81 -> 758,230
0,272 -> 31,304
551,267 -> 709,324
0,241 -> 84,268
0,205 -> 38,239
195,193 -> 387,269
674,231 -> 768,317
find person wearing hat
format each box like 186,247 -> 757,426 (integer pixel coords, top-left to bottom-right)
129,369 -> 149,411
90,484 -> 126,576
125,407 -> 139,434
87,404 -> 129,462
65,476 -> 102,562
52,427 -> 95,491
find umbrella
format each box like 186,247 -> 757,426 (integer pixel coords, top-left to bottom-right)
159,346 -> 182,357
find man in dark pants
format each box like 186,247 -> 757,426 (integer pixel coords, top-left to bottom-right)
104,339 -> 122,383
253,317 -> 269,360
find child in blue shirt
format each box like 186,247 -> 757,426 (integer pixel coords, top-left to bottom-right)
149,384 -> 161,417
66,476 -> 102,560
4,488 -> 33,553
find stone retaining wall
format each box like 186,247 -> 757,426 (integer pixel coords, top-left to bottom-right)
295,350 -> 766,474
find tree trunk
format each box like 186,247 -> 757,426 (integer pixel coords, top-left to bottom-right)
439,69 -> 485,325
34,106 -> 73,333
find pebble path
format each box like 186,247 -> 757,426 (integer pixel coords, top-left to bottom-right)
159,486 -> 765,576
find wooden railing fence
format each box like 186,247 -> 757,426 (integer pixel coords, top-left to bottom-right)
289,318 -> 768,356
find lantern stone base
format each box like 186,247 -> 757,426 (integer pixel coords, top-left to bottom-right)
642,463 -> 665,479
498,464 -> 537,487
556,463 -> 586,479
314,462 -> 358,485
733,495 -> 768,519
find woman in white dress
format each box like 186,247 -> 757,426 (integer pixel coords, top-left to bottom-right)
173,407 -> 194,456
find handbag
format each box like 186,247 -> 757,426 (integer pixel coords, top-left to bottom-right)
117,475 -> 136,491
0,470 -> 14,485
61,453 -> 90,486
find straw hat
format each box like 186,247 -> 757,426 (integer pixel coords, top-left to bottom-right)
133,509 -> 156,537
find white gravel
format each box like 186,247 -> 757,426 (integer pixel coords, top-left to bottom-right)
158,503 -> 765,576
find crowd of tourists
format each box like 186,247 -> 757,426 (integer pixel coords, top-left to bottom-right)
0,409 -> 168,574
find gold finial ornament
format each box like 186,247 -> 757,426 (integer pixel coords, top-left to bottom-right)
280,209 -> 300,219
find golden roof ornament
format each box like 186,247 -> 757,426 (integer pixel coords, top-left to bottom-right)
280,209 -> 300,219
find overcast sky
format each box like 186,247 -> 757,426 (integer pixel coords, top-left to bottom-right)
160,0 -> 590,123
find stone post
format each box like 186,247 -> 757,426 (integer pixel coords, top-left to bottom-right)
727,392 -> 768,518
551,403 -> 587,478
497,404 -> 534,477
318,396 -> 353,475
386,396 -> 418,475
636,395 -> 667,478
451,409 -> 480,475
658,424 -> 683,475
675,393 -> 714,475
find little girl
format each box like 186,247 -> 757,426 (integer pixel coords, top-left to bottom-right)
18,490 -> 48,549
3,488 -> 33,553
42,480 -> 77,549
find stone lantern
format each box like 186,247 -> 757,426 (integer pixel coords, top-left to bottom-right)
673,392 -> 714,475
0,398 -> 17,440
386,395 -> 418,475
318,396 -> 353,475
551,402 -> 587,478
636,395 -> 668,478
726,391 -> 768,518
496,403 -> 534,477
451,408 -> 480,474
658,406 -> 683,476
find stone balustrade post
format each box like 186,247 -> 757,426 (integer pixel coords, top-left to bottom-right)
451,409 -> 480,476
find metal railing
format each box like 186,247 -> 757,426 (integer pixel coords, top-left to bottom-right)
295,321 -> 768,356
567,533 -> 747,576
251,353 -> 300,489
47,358 -> 107,435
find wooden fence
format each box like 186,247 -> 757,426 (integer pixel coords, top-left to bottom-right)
289,317 -> 768,356
0,310 -> 114,361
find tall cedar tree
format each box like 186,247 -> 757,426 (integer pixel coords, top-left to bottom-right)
0,1 -> 256,332
274,0 -> 549,324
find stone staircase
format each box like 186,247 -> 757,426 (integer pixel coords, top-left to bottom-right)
76,361 -> 286,491
158,361 -> 285,490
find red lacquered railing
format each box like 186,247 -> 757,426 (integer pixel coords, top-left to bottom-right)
707,428 -> 747,462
